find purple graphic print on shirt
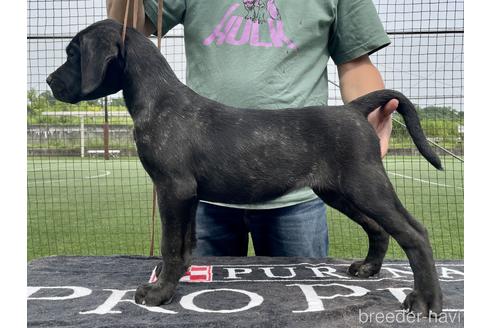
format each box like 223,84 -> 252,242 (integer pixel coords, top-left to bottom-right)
203,1 -> 296,49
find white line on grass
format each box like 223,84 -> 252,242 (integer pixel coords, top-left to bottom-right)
84,171 -> 111,179
31,170 -> 111,183
387,171 -> 463,190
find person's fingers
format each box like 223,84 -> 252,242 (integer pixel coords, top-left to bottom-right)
382,98 -> 399,117
380,139 -> 389,158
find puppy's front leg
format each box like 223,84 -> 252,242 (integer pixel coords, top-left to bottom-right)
135,181 -> 198,306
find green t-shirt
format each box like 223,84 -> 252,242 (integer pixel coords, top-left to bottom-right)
143,0 -> 390,209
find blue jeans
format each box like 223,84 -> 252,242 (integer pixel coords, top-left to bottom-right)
194,198 -> 329,257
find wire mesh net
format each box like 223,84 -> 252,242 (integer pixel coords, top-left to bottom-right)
27,0 -> 463,260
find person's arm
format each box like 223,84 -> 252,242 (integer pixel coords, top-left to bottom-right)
106,0 -> 155,36
337,54 -> 398,158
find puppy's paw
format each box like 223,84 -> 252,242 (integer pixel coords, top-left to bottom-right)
402,290 -> 443,317
347,260 -> 382,278
134,283 -> 175,306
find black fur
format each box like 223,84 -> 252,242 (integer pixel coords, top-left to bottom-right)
47,19 -> 443,315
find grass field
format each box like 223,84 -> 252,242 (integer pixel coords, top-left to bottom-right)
27,155 -> 463,261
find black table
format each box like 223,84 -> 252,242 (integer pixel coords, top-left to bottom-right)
28,256 -> 464,327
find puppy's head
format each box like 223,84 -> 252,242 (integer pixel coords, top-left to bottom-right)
47,19 -> 125,104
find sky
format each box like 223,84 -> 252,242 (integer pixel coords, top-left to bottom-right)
27,0 -> 464,111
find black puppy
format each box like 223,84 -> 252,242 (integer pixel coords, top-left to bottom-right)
47,19 -> 443,315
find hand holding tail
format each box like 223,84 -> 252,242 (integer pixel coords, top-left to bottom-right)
368,98 -> 398,157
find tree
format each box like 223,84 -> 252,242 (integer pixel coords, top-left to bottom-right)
416,105 -> 463,120
110,97 -> 126,106
27,89 -> 50,116
39,90 -> 56,106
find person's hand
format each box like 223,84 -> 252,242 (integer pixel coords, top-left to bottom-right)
367,98 -> 398,158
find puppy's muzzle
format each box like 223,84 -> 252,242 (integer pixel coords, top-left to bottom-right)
46,74 -> 54,86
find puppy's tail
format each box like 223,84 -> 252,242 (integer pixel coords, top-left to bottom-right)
350,89 -> 443,170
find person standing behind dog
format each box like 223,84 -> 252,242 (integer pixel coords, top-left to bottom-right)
107,0 -> 398,258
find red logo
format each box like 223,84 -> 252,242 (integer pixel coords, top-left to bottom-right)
148,265 -> 213,284
180,266 -> 213,283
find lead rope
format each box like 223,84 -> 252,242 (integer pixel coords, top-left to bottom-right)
121,0 -> 130,46
157,0 -> 163,49
149,2 -> 164,257
121,1 -> 163,257
149,1 -> 163,257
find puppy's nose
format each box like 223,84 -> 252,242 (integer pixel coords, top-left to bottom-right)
46,74 -> 53,85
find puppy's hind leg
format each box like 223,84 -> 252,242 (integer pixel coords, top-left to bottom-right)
314,190 -> 389,278
135,179 -> 198,306
340,164 -> 442,315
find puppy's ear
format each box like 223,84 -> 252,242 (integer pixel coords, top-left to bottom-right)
79,33 -> 121,95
